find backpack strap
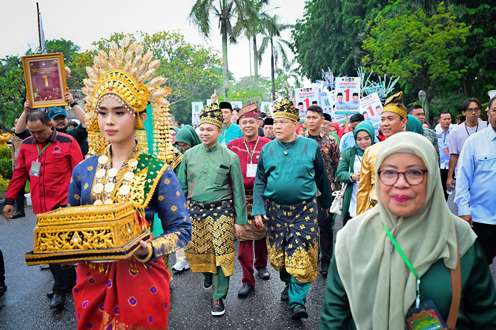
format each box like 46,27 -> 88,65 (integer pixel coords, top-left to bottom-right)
447,253 -> 461,330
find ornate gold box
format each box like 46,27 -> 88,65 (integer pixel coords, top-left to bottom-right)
25,203 -> 150,265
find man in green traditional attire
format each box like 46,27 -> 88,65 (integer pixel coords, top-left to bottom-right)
252,98 -> 331,321
177,103 -> 247,317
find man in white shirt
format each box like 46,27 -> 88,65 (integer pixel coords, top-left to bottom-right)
447,98 -> 487,190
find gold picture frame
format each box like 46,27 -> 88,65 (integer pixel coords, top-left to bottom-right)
22,52 -> 67,108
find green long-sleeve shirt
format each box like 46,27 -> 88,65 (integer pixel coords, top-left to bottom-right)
320,241 -> 496,330
252,136 -> 331,216
176,143 -> 247,225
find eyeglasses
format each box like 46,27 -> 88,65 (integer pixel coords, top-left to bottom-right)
465,107 -> 480,113
378,168 -> 427,186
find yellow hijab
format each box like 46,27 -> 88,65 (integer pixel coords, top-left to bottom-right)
334,132 -> 476,329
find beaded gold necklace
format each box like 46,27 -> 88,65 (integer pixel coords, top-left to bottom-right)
91,146 -> 139,205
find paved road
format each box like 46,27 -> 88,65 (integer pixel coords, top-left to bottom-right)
0,209 -> 327,330
0,196 -> 493,329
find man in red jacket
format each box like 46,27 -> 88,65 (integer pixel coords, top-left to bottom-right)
3,110 -> 83,311
228,103 -> 271,298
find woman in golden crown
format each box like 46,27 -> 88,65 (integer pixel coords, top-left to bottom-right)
67,39 -> 191,329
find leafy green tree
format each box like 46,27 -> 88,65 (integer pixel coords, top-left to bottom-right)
0,56 -> 25,129
361,1 -> 470,115
45,38 -> 80,63
92,32 -> 224,124
292,0 -> 386,80
226,76 -> 272,104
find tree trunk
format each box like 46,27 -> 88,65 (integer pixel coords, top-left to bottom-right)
248,37 -> 252,76
253,35 -> 259,79
221,29 -> 229,97
270,38 -> 275,100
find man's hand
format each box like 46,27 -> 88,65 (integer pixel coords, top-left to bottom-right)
460,215 -> 472,226
23,100 -> 32,113
2,205 -> 14,220
64,91 -> 74,105
234,224 -> 244,238
447,176 -> 455,190
253,215 -> 265,229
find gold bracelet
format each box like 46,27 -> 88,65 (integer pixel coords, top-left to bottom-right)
134,243 -> 154,263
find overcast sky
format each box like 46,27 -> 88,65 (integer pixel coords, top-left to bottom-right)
0,0 -> 306,79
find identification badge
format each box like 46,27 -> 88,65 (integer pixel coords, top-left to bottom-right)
406,300 -> 447,330
247,163 -> 257,178
30,160 -> 41,177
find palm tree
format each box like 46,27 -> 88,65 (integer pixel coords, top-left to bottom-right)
233,0 -> 270,79
190,0 -> 255,97
275,59 -> 302,97
257,14 -> 292,100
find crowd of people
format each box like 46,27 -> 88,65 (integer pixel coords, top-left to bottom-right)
1,40 -> 496,329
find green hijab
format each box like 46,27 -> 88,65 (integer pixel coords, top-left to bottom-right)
352,120 -> 376,156
176,125 -> 201,147
406,114 -> 423,134
334,132 -> 476,329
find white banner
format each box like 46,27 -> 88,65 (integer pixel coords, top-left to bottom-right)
359,93 -> 383,123
191,102 -> 203,126
295,87 -> 321,118
334,77 -> 361,116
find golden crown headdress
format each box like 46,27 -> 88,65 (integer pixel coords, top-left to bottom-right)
82,37 -> 178,165
272,98 -> 299,122
200,103 -> 223,128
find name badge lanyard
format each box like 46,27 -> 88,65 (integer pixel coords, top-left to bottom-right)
384,224 -> 421,309
36,142 -> 52,160
243,137 -> 260,164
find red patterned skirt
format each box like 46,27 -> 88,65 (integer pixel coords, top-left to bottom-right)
73,258 -> 170,330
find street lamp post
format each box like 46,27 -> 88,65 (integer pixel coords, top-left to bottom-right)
418,89 -> 428,123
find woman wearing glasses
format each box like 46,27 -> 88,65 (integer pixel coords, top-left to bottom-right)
320,132 -> 496,329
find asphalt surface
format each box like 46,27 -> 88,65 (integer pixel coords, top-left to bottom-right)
0,194 -> 493,330
0,208 -> 327,330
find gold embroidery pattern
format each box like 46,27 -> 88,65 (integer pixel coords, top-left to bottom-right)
186,210 -> 235,276
267,243 -> 318,283
151,233 -> 179,257
266,199 -> 319,283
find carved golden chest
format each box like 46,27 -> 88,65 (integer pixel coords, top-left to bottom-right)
25,202 -> 150,265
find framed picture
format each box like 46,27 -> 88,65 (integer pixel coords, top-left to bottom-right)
22,52 -> 67,108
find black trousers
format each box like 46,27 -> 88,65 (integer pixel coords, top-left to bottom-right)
472,222 -> 496,265
440,169 -> 449,200
49,264 -> 76,294
0,249 -> 5,284
15,187 -> 25,212
317,204 -> 333,268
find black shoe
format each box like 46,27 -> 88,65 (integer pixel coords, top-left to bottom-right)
0,283 -> 6,297
280,284 -> 289,301
49,293 -> 66,310
320,262 -> 329,278
237,283 -> 254,298
291,304 -> 308,320
11,211 -> 25,219
203,274 -> 213,290
257,267 -> 271,280
211,299 -> 225,316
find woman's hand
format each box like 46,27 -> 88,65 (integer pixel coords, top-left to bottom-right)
351,172 -> 360,182
134,240 -> 152,262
